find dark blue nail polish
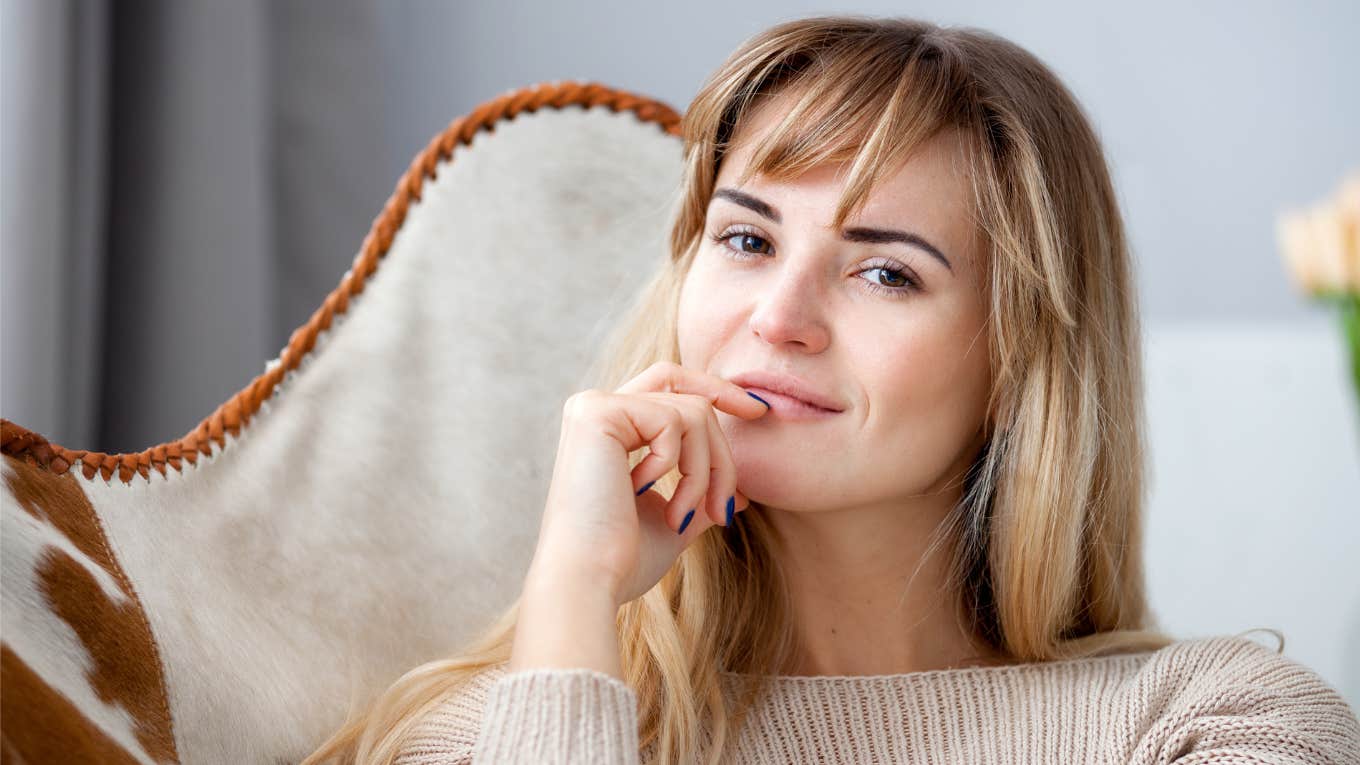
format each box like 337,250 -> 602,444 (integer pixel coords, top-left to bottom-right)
635,480 -> 656,496
677,509 -> 695,534
747,391 -> 771,409
725,495 -> 735,526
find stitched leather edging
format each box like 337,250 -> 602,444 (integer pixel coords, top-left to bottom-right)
1,81 -> 683,483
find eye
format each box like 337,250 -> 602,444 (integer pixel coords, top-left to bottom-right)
705,225 -> 922,299
848,259 -> 924,299
856,262 -> 921,297
709,225 -> 773,258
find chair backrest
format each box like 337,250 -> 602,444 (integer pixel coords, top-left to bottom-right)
1,81 -> 685,763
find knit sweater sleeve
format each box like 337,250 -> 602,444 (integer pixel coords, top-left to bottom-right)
1127,636 -> 1360,764
394,667 -> 640,765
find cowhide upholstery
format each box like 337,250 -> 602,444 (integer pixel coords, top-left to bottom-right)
1,81 -> 684,763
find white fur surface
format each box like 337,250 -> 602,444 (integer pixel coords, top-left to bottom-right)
77,104 -> 683,762
0,461 -> 159,765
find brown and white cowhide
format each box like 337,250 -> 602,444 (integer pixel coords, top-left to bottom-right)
1,81 -> 683,763
2,455 -> 175,764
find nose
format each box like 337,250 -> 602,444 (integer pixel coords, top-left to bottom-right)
747,256 -> 831,353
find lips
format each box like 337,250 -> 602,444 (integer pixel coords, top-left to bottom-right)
728,370 -> 845,413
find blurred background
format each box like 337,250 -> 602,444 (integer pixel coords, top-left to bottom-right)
2,0 -> 1357,705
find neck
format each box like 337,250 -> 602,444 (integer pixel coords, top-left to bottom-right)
762,492 -> 1007,677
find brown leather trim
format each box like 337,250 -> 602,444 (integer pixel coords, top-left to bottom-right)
0,81 -> 682,483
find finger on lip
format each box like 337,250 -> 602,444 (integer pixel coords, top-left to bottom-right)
706,381 -> 771,419
741,389 -> 773,415
632,364 -> 769,418
690,366 -> 770,418
708,382 -> 770,420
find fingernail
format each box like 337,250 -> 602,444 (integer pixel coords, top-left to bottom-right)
747,391 -> 771,409
677,509 -> 695,534
725,495 -> 735,526
635,480 -> 656,496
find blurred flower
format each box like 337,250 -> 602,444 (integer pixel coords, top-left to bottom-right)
1277,171 -> 1360,423
1277,172 -> 1360,296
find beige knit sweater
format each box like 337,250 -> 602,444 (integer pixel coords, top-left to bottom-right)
393,635 -> 1360,763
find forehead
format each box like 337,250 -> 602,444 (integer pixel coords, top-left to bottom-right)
712,89 -> 980,268
715,87 -> 974,222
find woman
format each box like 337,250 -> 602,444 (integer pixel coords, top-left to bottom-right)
306,15 -> 1360,765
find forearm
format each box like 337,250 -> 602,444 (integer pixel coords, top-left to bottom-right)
509,564 -> 624,680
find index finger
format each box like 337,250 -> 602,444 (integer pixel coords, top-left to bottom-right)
616,362 -> 771,419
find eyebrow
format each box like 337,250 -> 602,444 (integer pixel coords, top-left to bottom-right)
710,187 -> 953,273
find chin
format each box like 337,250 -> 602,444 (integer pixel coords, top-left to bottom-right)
731,454 -> 820,510
725,423 -> 841,496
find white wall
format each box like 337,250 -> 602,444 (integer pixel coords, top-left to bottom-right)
1144,317 -> 1360,707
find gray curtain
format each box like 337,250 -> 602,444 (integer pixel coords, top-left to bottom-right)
2,0 -> 108,450
1,0 -> 393,454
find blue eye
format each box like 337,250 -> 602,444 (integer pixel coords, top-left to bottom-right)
706,225 -> 921,298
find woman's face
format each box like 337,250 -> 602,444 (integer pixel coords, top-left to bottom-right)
677,89 -> 993,513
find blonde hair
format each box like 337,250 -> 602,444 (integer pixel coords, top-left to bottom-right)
305,14 -> 1182,764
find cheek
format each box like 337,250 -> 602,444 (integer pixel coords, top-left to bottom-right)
859,320 -> 991,443
676,264 -> 739,368
675,278 -> 701,368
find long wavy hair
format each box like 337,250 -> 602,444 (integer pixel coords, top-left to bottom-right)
305,14 -> 1180,764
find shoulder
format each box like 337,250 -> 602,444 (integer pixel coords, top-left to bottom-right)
1118,633 -> 1360,764
392,663 -> 510,765
1132,632 -> 1341,697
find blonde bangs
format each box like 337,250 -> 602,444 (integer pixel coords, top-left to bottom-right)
722,37 -> 963,230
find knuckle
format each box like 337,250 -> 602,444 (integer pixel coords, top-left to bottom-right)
563,389 -> 604,419
664,405 -> 689,428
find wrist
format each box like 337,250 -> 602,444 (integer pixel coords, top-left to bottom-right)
524,552 -> 625,608
510,567 -> 624,679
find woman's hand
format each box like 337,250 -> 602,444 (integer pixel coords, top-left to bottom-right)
509,362 -> 770,677
532,361 -> 770,605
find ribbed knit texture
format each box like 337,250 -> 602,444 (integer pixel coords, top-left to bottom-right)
393,636 -> 1360,764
